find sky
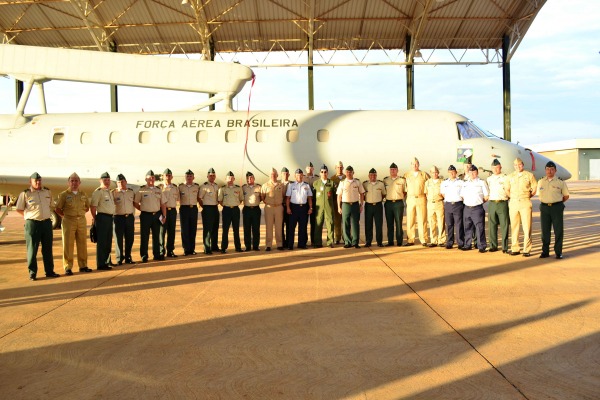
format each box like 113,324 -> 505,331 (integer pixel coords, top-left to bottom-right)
1,0 -> 599,147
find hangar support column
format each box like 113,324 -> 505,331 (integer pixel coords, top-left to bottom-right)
502,34 -> 511,142
15,80 -> 23,108
405,35 -> 415,110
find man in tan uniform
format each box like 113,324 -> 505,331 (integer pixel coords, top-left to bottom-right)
91,172 -> 116,270
261,168 -> 285,251
337,165 -> 365,248
538,161 -> 569,259
404,157 -> 430,246
16,172 -> 60,281
424,166 -> 446,247
330,161 -> 345,244
200,168 -> 220,254
242,171 -> 262,251
134,170 -> 167,262
55,172 -> 91,275
363,168 -> 386,247
383,162 -> 406,246
160,168 -> 180,258
112,174 -> 136,265
218,171 -> 244,253
505,158 -> 537,256
179,169 -> 200,256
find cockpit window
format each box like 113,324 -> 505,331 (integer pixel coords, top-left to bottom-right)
457,121 -> 498,140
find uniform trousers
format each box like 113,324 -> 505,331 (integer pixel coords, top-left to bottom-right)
160,208 -> 177,255
406,196 -> 429,244
540,202 -> 565,256
342,202 -> 360,246
333,201 -> 343,243
202,205 -> 220,252
61,215 -> 88,270
509,199 -> 533,253
309,210 -> 316,245
365,202 -> 383,246
282,203 -> 289,244
313,205 -> 334,246
288,203 -> 309,249
385,200 -> 404,246
488,200 -> 509,251
264,204 -> 283,248
427,201 -> 446,246
95,213 -> 113,268
139,211 -> 161,259
25,219 -> 54,277
444,201 -> 464,248
243,206 -> 261,250
221,206 -> 241,251
179,205 -> 198,254
463,204 -> 487,251
113,214 -> 134,262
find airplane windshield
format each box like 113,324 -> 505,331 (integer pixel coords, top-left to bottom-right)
457,121 -> 498,140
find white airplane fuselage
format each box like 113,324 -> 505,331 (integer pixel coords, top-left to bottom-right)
0,109 -> 570,197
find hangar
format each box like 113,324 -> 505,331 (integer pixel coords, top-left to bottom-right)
1,0 -> 547,140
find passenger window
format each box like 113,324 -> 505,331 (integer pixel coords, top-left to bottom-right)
196,130 -> 208,143
110,131 -> 121,144
167,131 -> 178,144
52,133 -> 65,145
317,129 -> 329,142
287,129 -> 299,143
80,132 -> 92,145
139,131 -> 150,144
256,130 -> 267,142
225,130 -> 237,143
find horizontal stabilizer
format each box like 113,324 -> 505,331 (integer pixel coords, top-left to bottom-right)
0,44 -> 253,96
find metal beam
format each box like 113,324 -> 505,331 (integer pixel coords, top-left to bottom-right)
307,0 -> 315,111
502,34 -> 511,142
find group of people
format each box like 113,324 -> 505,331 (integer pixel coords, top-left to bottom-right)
15,157 -> 569,281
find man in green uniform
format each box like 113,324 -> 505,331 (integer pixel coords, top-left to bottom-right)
363,168 -> 386,247
91,172 -> 116,270
199,168 -> 220,254
55,172 -> 91,275
218,171 -> 244,253
486,159 -> 509,253
312,164 -> 335,248
16,172 -> 60,281
538,161 -> 570,259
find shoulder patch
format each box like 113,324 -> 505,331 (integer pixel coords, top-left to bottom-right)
94,187 -> 102,191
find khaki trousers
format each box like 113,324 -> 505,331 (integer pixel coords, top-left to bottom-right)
406,196 -> 429,244
427,201 -> 446,245
509,199 -> 533,253
264,204 -> 283,247
61,215 -> 88,270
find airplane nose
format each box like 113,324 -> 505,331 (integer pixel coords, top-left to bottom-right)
556,163 -> 572,180
531,151 -> 572,180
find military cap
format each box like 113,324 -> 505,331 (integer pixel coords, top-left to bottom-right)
389,163 -> 398,169
185,169 -> 194,175
295,168 -> 303,174
411,157 -> 420,164
271,167 -> 277,174
101,172 -> 111,179
335,161 -> 343,167
307,161 -> 313,168
369,168 -> 377,174
469,165 -> 478,172
30,172 -> 42,179
145,170 -> 154,177
246,171 -> 254,177
514,158 -> 524,164
207,168 -> 216,174
546,161 -> 557,169
281,167 -> 289,173
320,164 -> 328,171
448,165 -> 457,171
491,159 -> 501,166
226,171 -> 234,177
164,168 -> 173,175
430,166 -> 439,173
346,165 -> 354,172
68,172 -> 80,180
117,174 -> 126,181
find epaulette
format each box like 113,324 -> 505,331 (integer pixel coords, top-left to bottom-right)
363,180 -> 369,184
234,184 -> 240,188
24,188 -> 30,193
383,176 -> 390,180
94,187 -> 102,191
43,186 -> 50,190
140,185 -> 147,188
127,188 -> 134,191
204,181 -> 209,185
194,183 -> 200,186
377,179 -> 383,183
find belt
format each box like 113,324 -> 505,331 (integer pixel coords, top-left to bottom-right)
181,205 -> 198,208
98,212 -> 113,216
291,203 -> 307,206
265,204 -> 281,207
490,200 -> 507,203
167,207 -> 176,210
141,211 -> 159,214
27,218 -> 50,222
465,204 -> 483,208
366,202 -> 382,206
445,201 -> 463,205
343,201 -> 358,204
203,204 -> 217,207
245,205 -> 258,208
542,201 -> 563,206
386,199 -> 402,203
225,206 -> 238,209
115,214 -> 131,217
429,200 -> 441,203
410,195 -> 425,198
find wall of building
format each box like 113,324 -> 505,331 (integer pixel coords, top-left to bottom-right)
579,149 -> 600,180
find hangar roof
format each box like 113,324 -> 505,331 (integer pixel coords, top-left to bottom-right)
0,0 -> 546,65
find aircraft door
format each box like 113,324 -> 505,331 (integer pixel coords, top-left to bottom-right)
49,126 -> 68,159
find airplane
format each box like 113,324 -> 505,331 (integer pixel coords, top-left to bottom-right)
0,44 -> 571,230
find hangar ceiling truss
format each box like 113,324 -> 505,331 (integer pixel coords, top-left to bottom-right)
0,0 -> 546,66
